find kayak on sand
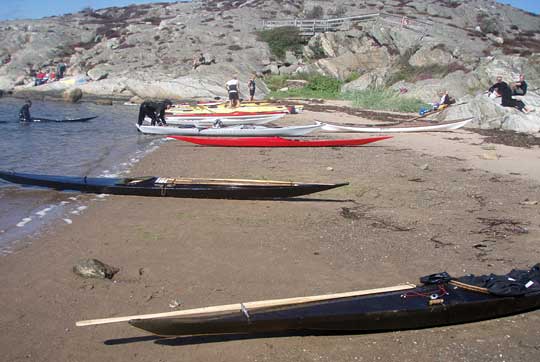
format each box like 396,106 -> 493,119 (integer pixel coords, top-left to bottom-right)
163,112 -> 286,126
321,118 -> 473,133
76,264 -> 540,338
168,135 -> 392,147
0,170 -> 348,200
136,123 -> 321,137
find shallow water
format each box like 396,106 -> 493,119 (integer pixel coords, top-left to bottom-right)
0,97 -> 163,252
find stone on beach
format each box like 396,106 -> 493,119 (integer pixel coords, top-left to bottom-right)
73,258 -> 119,280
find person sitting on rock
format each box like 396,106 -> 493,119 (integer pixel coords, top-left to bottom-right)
137,99 -> 173,126
193,53 -> 207,70
192,53 -> 215,69
48,69 -> 56,82
19,99 -> 32,122
422,91 -> 455,115
34,70 -> 47,86
437,90 -> 456,108
511,74 -> 528,96
489,76 -> 532,113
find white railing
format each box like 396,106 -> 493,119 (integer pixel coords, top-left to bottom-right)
262,13 -> 380,35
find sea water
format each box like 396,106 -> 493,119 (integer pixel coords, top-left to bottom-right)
0,97 -> 164,254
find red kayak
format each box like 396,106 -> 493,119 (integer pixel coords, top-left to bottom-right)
168,136 -> 392,147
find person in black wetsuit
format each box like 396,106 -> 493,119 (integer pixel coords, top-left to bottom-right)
511,74 -> 528,96
19,100 -> 32,122
247,73 -> 256,101
488,76 -> 531,113
137,99 -> 173,126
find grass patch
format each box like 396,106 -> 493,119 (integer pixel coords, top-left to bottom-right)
343,88 -> 429,113
386,62 -> 469,85
266,73 -> 427,112
345,71 -> 361,83
267,73 -> 343,99
265,74 -> 290,91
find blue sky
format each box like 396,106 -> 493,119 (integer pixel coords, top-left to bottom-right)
0,0 -> 538,21
498,0 -> 540,14
0,1 -> 176,21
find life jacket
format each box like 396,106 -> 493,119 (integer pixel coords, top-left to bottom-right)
227,80 -> 239,93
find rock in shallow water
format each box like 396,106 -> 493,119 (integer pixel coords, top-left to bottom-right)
63,88 -> 82,103
73,258 -> 119,279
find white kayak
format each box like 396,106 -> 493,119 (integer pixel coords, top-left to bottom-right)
136,123 -> 322,137
164,113 -> 286,126
321,118 -> 473,133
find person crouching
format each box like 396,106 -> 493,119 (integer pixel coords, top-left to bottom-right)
137,99 -> 173,126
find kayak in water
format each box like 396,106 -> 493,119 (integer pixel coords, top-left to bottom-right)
21,116 -> 97,123
18,100 -> 96,123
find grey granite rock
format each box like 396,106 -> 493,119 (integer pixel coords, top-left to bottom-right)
73,258 -> 119,280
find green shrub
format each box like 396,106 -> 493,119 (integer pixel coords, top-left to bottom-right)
343,88 -> 429,113
257,26 -> 306,59
305,73 -> 342,93
305,6 -> 324,19
345,71 -> 361,83
267,73 -> 343,99
305,37 -> 327,60
265,75 -> 290,91
476,12 -> 498,34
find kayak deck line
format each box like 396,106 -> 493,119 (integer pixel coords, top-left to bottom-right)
76,283 -> 416,327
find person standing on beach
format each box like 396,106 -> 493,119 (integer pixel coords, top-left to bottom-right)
56,62 -> 67,80
247,73 -> 256,101
225,76 -> 240,107
19,99 -> 32,122
137,99 -> 173,126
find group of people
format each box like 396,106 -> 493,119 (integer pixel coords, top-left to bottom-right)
488,74 -> 533,113
135,74 -> 258,127
34,63 -> 67,86
225,74 -> 257,107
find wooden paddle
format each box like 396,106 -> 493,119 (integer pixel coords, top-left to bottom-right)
76,283 -> 415,327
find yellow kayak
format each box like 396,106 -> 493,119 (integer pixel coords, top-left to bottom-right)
170,102 -> 303,115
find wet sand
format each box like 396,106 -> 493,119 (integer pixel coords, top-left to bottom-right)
1,108 -> 539,362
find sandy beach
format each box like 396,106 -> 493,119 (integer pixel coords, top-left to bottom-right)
1,107 -> 540,362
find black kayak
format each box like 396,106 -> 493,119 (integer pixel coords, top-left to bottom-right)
76,265 -> 540,337
0,170 -> 348,199
22,116 -> 96,123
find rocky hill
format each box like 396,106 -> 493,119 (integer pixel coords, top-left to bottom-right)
0,0 -> 539,131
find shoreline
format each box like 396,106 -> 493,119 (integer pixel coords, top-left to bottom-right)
1,109 -> 539,361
